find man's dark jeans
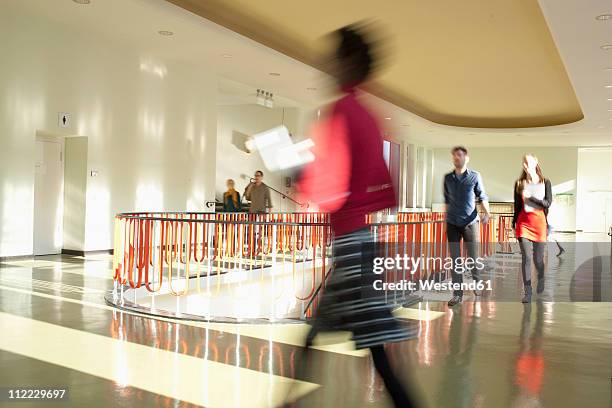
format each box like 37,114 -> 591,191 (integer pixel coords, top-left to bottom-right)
446,222 -> 480,297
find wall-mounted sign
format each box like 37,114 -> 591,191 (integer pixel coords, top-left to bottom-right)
58,112 -> 70,128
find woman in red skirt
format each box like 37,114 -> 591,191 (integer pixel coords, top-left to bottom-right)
513,154 -> 552,303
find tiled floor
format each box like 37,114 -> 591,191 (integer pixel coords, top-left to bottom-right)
0,233 -> 610,407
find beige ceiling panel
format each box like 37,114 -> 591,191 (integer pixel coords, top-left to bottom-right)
168,0 -> 583,128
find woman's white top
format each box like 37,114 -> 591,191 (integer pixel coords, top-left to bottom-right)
522,182 -> 545,213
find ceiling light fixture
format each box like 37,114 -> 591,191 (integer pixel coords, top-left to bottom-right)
306,87 -> 317,91
269,72 -> 281,77
72,0 -> 91,3
256,89 -> 274,108
601,44 -> 612,50
605,85 -> 612,88
595,14 -> 612,20
221,54 -> 233,59
385,117 -> 391,120
158,30 -> 174,36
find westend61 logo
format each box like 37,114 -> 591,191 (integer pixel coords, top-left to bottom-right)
372,254 -> 492,292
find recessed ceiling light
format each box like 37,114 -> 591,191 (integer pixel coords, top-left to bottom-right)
306,87 -> 317,91
596,14 -> 612,20
601,44 -> 612,50
608,109 -> 612,111
72,0 -> 91,3
269,72 -> 281,76
605,85 -> 612,88
221,54 -> 233,59
385,117 -> 391,120
608,98 -> 612,101
158,30 -> 173,36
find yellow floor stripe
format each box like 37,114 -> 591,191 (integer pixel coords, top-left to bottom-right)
393,307 -> 445,321
0,285 -> 445,358
0,312 -> 318,408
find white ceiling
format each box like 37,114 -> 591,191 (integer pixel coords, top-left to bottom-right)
6,0 -> 612,147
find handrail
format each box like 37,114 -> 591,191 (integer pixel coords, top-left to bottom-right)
247,178 -> 308,208
111,210 -> 504,322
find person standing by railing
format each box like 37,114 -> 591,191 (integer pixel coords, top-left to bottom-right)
444,146 -> 491,307
222,179 -> 242,212
244,170 -> 272,213
295,23 -> 419,408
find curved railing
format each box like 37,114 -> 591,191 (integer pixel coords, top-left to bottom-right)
111,211 -> 501,321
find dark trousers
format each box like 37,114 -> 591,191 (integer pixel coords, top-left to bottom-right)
518,237 -> 545,286
446,222 -> 480,297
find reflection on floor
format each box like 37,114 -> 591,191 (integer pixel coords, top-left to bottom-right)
0,233 -> 610,407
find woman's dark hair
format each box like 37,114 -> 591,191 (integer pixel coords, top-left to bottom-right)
335,25 -> 374,84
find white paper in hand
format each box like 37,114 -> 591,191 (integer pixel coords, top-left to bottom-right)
246,126 -> 314,171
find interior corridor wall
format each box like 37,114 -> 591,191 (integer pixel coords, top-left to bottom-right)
576,148 -> 612,232
0,5 -> 217,255
432,147 -> 578,230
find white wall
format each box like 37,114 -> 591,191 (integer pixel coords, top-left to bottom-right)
0,5 -> 217,255
576,148 -> 612,232
432,146 -> 578,230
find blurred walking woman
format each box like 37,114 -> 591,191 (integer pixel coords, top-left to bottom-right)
297,24 -> 417,407
513,154 -> 552,303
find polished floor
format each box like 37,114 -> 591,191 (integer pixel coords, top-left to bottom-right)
0,234 -> 611,407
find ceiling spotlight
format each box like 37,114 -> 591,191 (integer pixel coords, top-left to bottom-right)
72,0 -> 91,3
269,72 -> 281,77
595,14 -> 612,20
601,44 -> 612,50
608,98 -> 612,101
158,30 -> 174,36
385,117 -> 391,120
605,85 -> 612,88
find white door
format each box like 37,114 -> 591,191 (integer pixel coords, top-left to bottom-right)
33,140 -> 64,255
582,192 -> 606,233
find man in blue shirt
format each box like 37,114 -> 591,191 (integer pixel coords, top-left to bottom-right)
444,146 -> 491,307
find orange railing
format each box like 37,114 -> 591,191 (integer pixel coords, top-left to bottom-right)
111,211 -> 507,319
